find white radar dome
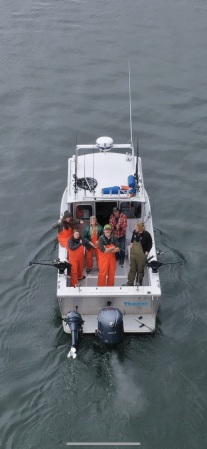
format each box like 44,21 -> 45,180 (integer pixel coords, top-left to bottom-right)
96,136 -> 113,150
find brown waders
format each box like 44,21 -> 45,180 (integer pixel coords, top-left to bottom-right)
127,241 -> 147,286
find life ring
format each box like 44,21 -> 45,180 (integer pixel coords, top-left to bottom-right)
76,207 -> 83,218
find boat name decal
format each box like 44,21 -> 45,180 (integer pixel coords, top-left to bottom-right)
124,301 -> 149,307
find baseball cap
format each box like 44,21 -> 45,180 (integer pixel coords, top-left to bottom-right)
113,207 -> 119,212
104,224 -> 112,230
63,210 -> 72,218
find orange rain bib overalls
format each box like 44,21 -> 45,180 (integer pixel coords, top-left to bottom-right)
98,243 -> 117,287
68,245 -> 84,287
86,231 -> 99,270
58,228 -> 73,247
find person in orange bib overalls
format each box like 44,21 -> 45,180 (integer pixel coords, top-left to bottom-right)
68,229 -> 85,287
52,210 -> 83,248
83,216 -> 103,274
97,224 -> 120,287
68,229 -> 86,287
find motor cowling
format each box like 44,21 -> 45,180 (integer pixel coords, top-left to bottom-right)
97,306 -> 124,345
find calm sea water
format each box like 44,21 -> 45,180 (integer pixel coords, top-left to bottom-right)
1,0 -> 207,448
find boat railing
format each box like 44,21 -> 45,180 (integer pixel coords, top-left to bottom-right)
76,144 -> 133,153
57,282 -> 161,297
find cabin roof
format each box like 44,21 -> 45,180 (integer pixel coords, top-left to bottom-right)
67,151 -> 145,203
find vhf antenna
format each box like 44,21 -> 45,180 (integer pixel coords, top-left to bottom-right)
128,61 -> 133,147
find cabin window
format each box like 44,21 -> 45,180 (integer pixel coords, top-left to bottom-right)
120,201 -> 141,218
75,205 -> 93,220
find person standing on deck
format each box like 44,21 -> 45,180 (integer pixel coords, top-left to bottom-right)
125,222 -> 152,286
52,210 -> 83,247
68,229 -> 88,287
109,207 -> 128,267
83,216 -> 103,274
97,224 -> 120,287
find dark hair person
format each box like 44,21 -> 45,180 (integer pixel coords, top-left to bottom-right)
52,210 -> 83,247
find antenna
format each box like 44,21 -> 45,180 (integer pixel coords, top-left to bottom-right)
128,61 -> 133,146
74,132 -> 78,194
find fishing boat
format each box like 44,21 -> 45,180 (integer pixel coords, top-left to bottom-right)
30,133 -> 162,357
59,131 -> 163,351
29,62 -> 166,357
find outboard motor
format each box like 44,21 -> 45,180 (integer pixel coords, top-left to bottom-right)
97,306 -> 124,345
64,311 -> 84,359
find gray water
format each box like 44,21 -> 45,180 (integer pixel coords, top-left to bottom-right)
1,0 -> 207,448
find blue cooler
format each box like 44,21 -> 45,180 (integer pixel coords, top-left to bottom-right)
128,175 -> 135,188
102,186 -> 120,194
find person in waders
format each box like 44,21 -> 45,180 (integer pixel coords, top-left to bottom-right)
83,216 -> 103,274
52,210 -> 83,247
97,224 -> 120,287
124,222 -> 152,286
68,229 -> 88,287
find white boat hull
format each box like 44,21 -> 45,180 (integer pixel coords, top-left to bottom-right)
56,139 -> 161,337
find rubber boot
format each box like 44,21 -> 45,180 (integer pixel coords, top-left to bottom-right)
138,273 -> 144,286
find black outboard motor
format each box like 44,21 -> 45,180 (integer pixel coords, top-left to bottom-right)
97,306 -> 124,345
64,311 -> 84,359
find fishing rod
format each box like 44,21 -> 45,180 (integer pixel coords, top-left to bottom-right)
135,139 -> 140,193
84,152 -> 86,195
74,133 -> 78,194
92,137 -> 96,195
146,258 -> 183,273
128,62 -> 141,194
29,259 -> 72,275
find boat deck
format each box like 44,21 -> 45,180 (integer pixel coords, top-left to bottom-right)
58,243 -> 150,288
75,255 -> 149,288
